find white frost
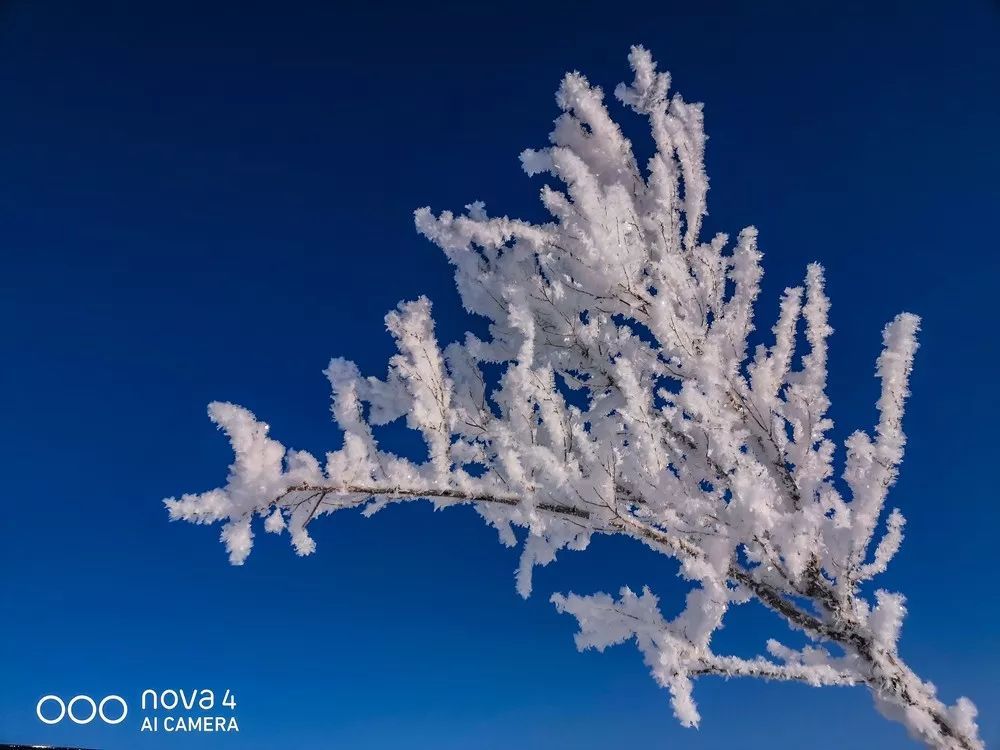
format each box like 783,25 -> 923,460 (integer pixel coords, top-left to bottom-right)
165,47 -> 980,750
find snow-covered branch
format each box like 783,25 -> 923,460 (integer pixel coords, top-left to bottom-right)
167,47 -> 981,749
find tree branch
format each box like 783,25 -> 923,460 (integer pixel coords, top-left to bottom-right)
690,655 -> 858,686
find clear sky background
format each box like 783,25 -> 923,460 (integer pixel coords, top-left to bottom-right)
1,1 -> 997,748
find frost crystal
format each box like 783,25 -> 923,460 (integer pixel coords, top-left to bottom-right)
167,47 -> 981,749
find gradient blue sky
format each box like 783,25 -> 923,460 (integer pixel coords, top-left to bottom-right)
1,1 -> 998,748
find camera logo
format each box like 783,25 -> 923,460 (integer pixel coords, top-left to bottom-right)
36,695 -> 128,725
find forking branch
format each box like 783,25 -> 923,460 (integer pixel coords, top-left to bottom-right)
166,47 -> 982,749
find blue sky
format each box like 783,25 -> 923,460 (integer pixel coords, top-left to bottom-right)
1,1 -> 997,748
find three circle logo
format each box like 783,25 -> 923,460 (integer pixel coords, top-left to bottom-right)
36,694 -> 128,725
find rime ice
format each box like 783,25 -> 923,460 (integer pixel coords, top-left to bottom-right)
166,47 -> 981,750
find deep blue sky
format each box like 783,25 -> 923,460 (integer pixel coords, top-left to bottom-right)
1,1 -> 997,748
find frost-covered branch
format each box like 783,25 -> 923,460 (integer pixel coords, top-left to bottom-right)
167,47 -> 981,749
550,585 -> 862,727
